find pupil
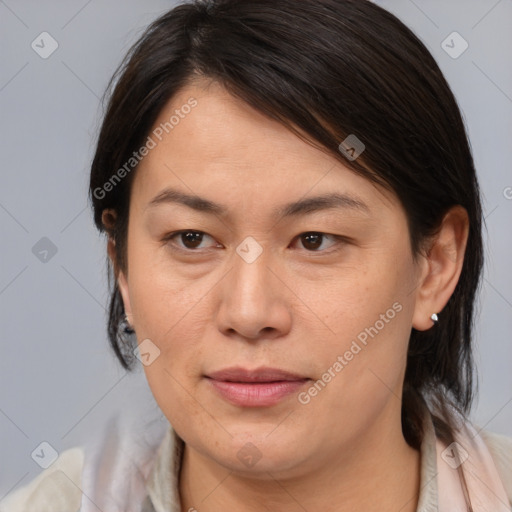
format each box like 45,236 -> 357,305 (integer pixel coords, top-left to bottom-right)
304,233 -> 321,250
183,231 -> 202,248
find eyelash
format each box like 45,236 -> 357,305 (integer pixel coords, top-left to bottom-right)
162,230 -> 348,255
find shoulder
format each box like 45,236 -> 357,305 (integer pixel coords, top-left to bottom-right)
0,447 -> 84,512
479,429 -> 512,503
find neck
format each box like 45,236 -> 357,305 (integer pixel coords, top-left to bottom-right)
178,409 -> 421,512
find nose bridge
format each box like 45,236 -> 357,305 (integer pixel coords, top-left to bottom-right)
230,237 -> 273,308
216,236 -> 291,339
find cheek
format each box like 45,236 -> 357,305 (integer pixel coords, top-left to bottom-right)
302,249 -> 415,399
128,240 -> 206,339
131,271 -> 212,429
131,277 -> 210,371
303,251 -> 412,344
142,356 -> 212,439
297,297 -> 413,440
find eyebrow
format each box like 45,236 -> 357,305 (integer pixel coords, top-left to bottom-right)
145,187 -> 370,220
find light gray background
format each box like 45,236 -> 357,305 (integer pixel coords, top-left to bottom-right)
1,0 -> 511,501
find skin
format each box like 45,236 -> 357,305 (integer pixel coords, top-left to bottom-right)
105,79 -> 469,512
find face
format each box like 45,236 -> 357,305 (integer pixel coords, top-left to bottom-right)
116,80 -> 425,477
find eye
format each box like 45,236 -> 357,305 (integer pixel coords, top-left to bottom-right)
163,230 -> 345,254
291,232 -> 342,252
163,230 -> 218,251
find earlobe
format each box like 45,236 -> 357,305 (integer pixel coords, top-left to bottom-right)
412,206 -> 469,331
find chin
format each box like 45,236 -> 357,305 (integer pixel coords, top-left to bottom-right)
204,430 -> 308,474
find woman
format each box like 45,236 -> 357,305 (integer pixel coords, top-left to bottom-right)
3,0 -> 511,511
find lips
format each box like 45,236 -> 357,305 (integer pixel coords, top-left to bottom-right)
206,366 -> 307,383
205,367 -> 310,407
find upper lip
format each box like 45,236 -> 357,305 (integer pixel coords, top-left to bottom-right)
206,366 -> 308,383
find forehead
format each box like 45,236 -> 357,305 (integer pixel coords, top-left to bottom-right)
130,81 -> 398,218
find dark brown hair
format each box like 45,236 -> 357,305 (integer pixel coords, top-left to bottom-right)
89,1 -> 483,504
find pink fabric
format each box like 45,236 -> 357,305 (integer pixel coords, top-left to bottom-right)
436,420 -> 510,511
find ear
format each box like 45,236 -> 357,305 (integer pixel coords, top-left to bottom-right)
117,265 -> 133,326
412,205 -> 469,331
102,209 -> 134,326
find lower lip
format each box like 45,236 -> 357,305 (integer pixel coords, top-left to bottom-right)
206,378 -> 309,407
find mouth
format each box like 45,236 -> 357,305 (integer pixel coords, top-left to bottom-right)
204,367 -> 310,407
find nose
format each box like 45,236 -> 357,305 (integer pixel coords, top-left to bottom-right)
215,245 -> 292,341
